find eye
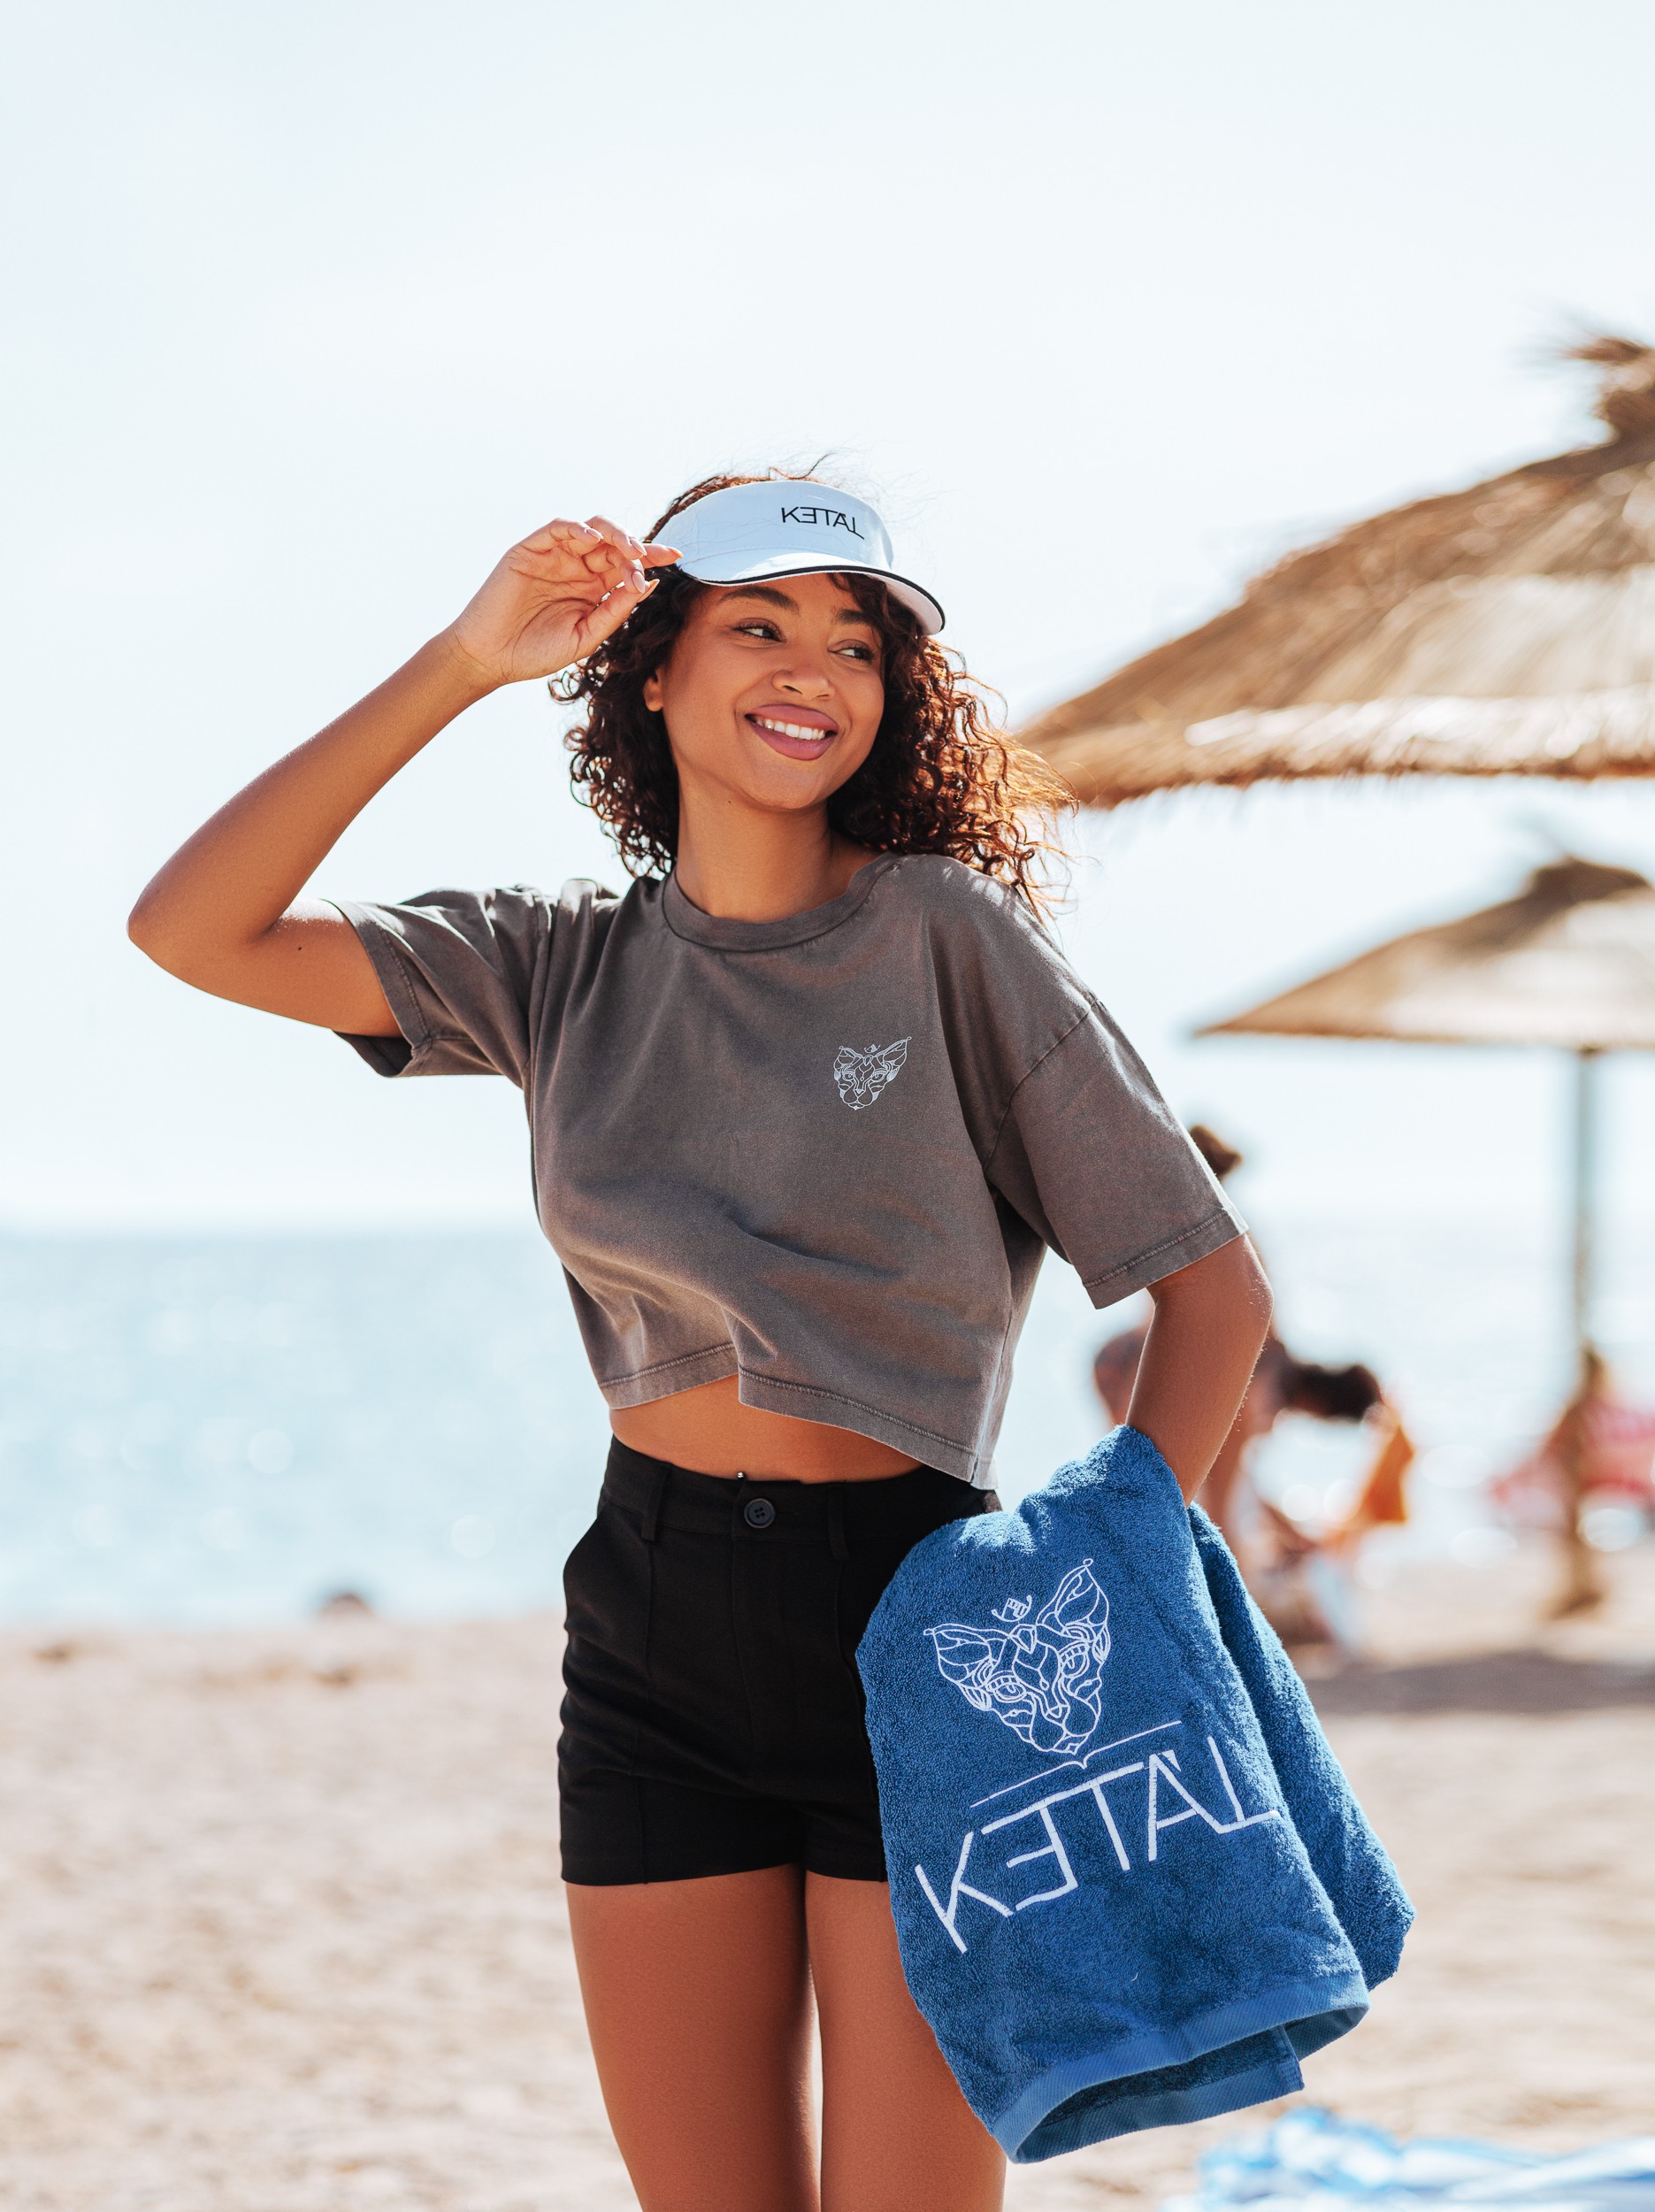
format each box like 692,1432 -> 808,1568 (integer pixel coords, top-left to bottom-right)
837,640 -> 878,664
733,618 -> 781,641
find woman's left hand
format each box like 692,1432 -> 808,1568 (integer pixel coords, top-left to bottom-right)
1127,1239 -> 1275,1501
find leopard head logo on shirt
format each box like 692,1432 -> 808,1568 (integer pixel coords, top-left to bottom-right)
832,1037 -> 909,1110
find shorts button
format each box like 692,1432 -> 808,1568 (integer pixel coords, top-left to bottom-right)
743,1496 -> 777,1530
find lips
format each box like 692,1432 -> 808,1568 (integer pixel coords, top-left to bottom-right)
747,710 -> 839,760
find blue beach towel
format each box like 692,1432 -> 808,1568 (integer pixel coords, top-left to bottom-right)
855,1426 -> 1414,2163
1167,2104 -> 1655,2212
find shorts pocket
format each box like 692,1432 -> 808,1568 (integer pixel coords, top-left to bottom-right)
836,1548 -> 902,1684
560,1507 -> 607,1614
561,1500 -> 650,1666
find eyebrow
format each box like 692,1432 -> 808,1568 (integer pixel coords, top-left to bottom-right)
721,585 -> 877,627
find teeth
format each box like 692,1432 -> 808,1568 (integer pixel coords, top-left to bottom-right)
754,716 -> 833,741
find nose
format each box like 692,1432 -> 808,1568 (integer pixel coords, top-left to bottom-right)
775,652 -> 834,701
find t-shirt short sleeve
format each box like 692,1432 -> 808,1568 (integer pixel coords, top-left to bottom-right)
985,1002 -> 1244,1304
329,886 -> 551,1085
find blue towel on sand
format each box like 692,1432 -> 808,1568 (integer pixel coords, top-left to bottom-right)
856,1426 -> 1413,2163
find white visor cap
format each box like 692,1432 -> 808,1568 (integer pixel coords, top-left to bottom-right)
662,481 -> 944,634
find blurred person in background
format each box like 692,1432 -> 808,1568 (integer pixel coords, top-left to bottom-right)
1490,1345 -> 1655,1546
1093,1127 -> 1413,1656
128,474 -> 1272,2212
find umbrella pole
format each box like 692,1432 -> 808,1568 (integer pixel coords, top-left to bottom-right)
1555,1048 -> 1604,1615
1572,1048 -> 1598,1362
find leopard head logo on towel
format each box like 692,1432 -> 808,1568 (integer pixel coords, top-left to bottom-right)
832,1037 -> 909,1110
927,1562 -> 1112,1756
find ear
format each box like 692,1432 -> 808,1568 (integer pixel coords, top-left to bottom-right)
642,666 -> 664,713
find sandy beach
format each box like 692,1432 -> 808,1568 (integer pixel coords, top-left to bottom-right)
3,1546 -> 1651,2212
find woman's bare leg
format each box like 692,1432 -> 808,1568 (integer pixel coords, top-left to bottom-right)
807,1873 -> 1005,2212
566,1866 -> 817,2212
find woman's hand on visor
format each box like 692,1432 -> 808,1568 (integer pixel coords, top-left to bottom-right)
444,516 -> 680,688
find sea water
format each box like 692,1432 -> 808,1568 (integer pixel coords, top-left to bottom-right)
3,1210 -> 1651,1625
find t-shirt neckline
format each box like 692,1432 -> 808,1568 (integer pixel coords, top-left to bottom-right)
661,852 -> 900,950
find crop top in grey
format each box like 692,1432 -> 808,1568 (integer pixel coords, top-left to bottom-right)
334,853 -> 1243,1486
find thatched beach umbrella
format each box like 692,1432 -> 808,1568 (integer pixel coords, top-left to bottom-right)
1199,854 -> 1655,1607
1023,340 -> 1655,803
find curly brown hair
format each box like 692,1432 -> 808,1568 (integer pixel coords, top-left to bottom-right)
554,472 -> 1074,910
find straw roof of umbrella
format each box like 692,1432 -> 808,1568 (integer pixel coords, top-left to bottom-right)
1024,339 -> 1655,804
1198,855 -> 1655,1051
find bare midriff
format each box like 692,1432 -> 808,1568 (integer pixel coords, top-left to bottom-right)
609,1376 -> 923,1482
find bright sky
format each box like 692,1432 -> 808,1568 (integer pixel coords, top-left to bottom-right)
5,0 -> 1655,1237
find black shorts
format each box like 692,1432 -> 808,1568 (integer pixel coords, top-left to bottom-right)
558,1440 -> 998,1886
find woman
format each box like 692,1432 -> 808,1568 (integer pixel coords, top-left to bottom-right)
130,472 -> 1271,2212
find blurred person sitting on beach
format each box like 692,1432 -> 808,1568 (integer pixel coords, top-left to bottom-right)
1092,1127 -> 1413,1655
129,475 -> 1271,2212
1489,1345 -> 1655,1536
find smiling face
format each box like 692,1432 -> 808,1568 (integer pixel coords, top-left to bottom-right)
641,571 -> 886,819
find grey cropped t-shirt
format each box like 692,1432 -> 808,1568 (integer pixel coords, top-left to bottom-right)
334,853 -> 1243,1486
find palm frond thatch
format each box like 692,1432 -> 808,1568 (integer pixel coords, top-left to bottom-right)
1200,856 -> 1655,1051
1025,340 -> 1655,804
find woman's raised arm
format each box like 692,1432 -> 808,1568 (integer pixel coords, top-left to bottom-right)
126,516 -> 676,1033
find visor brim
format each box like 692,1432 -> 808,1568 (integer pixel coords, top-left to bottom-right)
675,553 -> 945,636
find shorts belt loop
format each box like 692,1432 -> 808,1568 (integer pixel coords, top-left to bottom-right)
827,1486 -> 850,1563
641,1459 -> 670,1544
